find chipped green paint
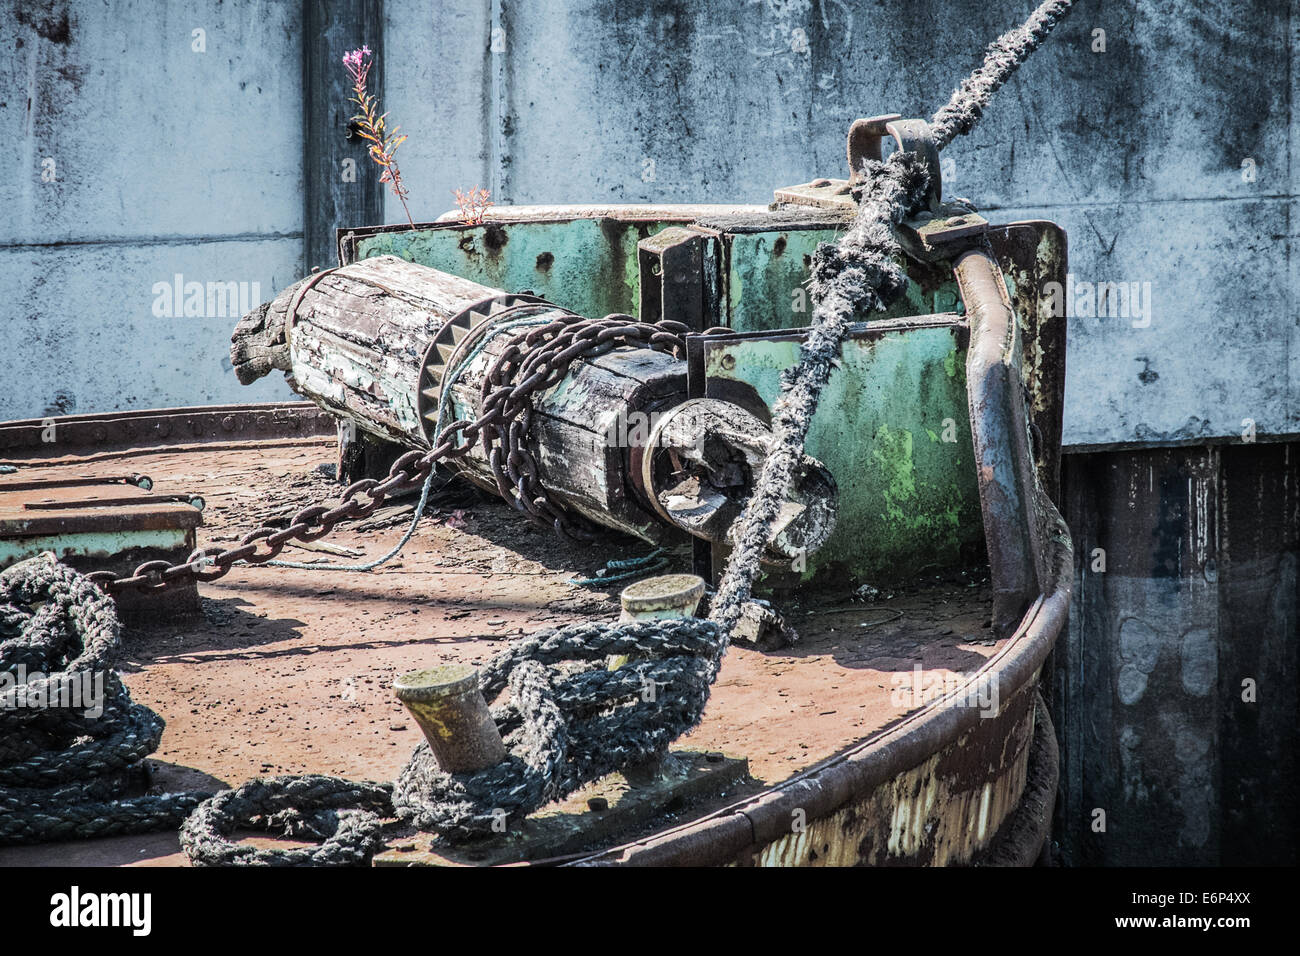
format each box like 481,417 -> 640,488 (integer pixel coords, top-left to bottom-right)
723,227 -> 966,334
943,348 -> 958,379
355,219 -> 1007,338
356,219 -> 682,320
0,528 -> 190,569
871,423 -> 916,525
705,324 -> 982,583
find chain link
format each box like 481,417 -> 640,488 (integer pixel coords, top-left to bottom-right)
94,313 -> 691,595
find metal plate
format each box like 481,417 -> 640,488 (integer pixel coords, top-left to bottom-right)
345,217 -> 695,321
0,481 -> 202,538
0,402 -> 335,457
698,316 -> 981,585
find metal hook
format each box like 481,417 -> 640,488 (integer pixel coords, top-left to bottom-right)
884,119 -> 943,211
846,114 -> 902,186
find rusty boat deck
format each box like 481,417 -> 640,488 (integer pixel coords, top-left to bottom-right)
0,421 -> 1054,866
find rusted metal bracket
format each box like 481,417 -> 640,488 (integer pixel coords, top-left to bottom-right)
770,178 -> 857,213
846,114 -> 903,186
770,113 -> 908,212
883,118 -> 943,208
774,115 -> 990,264
896,208 -> 989,263
0,479 -> 205,619
872,117 -> 989,262
637,226 -> 714,330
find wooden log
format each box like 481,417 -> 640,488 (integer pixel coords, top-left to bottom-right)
233,255 -> 682,538
233,255 -> 836,552
232,256 -> 505,444
443,336 -> 687,540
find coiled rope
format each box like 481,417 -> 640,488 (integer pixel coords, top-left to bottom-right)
0,554 -> 207,845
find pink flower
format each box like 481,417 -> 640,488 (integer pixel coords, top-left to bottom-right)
342,44 -> 416,230
342,47 -> 372,83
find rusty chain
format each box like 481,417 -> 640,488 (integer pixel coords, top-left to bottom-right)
91,313 -> 691,596
479,313 -> 691,537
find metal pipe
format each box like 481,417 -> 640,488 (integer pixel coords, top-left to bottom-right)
954,246 -> 1046,636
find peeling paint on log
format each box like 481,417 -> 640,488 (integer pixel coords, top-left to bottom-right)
284,256 -> 502,444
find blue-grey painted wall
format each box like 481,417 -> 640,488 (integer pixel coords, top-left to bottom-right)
4,0 -> 1296,450
1,0 -> 302,417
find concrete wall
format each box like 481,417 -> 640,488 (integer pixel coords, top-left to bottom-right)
1,0 -> 300,419
4,0 -> 1296,446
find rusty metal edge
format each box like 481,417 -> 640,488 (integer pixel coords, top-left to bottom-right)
0,402 -> 336,457
566,533 -> 1069,867
963,692 -> 1059,867
572,539 -> 1066,865
1063,432 -> 1300,454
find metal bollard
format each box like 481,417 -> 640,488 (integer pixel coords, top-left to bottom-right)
393,663 -> 507,772
610,573 -> 706,669
618,573 -> 706,623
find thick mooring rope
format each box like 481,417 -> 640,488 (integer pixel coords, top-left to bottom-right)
0,555 -> 207,845
391,617 -> 724,839
930,0 -> 1076,151
5,0 -> 1073,864
716,0 -> 1076,630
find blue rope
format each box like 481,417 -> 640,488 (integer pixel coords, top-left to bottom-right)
567,548 -> 670,588
264,466 -> 442,572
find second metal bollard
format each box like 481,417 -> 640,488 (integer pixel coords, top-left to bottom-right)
610,573 -> 706,668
